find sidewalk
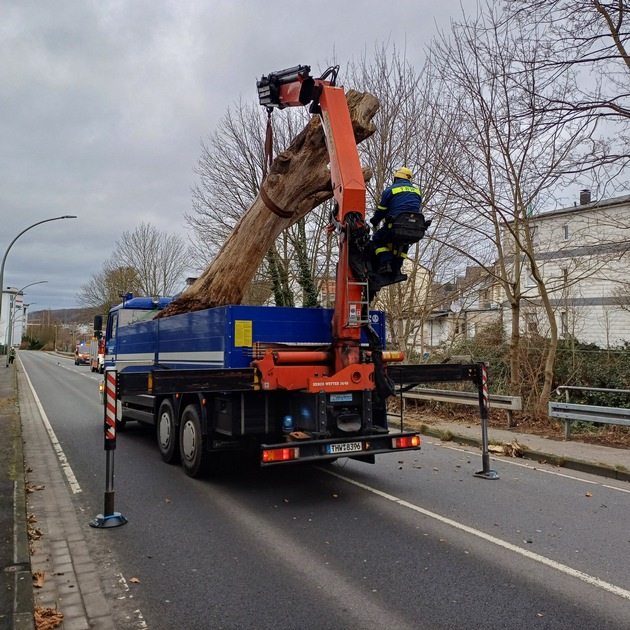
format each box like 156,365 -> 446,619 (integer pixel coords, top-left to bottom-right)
1,358 -> 629,629
1,358 -> 116,630
0,359 -> 32,629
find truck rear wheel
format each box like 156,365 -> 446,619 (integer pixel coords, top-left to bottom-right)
179,404 -> 208,477
157,399 -> 179,464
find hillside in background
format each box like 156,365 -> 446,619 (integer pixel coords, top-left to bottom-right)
28,307 -> 95,326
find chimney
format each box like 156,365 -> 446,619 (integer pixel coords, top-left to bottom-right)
580,189 -> 591,205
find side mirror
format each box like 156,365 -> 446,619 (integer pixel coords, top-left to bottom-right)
93,315 -> 103,337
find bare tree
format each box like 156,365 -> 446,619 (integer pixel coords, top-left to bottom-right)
185,96 -> 330,306
506,1 -> 629,120
504,0 -> 630,190
76,262 -> 141,315
345,45 -> 465,352
113,222 -> 190,297
423,4 -> 612,410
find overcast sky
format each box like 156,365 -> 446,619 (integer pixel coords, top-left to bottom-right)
1,0 -> 479,312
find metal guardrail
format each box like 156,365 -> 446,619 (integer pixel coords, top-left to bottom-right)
402,387 -> 522,427
549,385 -> 630,439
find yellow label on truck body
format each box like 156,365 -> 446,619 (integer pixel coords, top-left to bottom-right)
234,320 -> 253,347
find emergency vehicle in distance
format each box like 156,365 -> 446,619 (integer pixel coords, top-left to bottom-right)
90,336 -> 105,373
74,341 -> 90,365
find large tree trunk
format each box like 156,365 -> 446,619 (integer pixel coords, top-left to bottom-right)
157,90 -> 379,319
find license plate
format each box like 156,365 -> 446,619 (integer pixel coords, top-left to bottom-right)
330,393 -> 353,403
327,441 -> 363,454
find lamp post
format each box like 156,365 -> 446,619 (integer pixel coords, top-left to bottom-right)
0,215 -> 77,353
5,281 -> 48,366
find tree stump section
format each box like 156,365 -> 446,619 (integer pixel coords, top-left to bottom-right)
157,90 -> 379,318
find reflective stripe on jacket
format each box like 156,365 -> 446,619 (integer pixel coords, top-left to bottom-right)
371,178 -> 422,226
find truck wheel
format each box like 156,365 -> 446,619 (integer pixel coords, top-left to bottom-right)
157,399 -> 179,464
179,404 -> 208,477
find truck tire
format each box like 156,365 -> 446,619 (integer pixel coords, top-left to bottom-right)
179,404 -> 208,477
157,399 -> 179,464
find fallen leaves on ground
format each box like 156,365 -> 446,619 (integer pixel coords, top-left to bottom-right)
34,605 -> 63,630
585,491 -> 593,497
129,577 -> 140,583
28,526 -> 43,541
488,440 -> 524,457
32,570 -> 46,588
26,484 -> 45,493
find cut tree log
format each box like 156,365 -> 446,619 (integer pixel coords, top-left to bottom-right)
157,89 -> 379,319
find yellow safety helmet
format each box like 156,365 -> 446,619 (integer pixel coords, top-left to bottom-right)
393,166 -> 413,181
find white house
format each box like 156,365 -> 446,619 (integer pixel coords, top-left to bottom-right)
423,266 -> 503,350
1,288 -> 27,349
511,191 -> 630,347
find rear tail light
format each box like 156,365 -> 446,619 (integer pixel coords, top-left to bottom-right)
392,435 -> 420,449
262,447 -> 299,463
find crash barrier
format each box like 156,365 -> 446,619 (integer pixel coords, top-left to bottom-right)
549,385 -> 630,440
402,388 -> 522,427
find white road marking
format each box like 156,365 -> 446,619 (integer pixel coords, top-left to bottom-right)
433,439 -> 628,493
322,467 -> 630,602
603,484 -> 630,494
20,360 -> 83,494
116,573 -> 148,628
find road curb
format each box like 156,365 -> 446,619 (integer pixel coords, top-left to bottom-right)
419,426 -> 630,482
1,362 -> 35,630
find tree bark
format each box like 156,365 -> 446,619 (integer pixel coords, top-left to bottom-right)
157,90 -> 379,318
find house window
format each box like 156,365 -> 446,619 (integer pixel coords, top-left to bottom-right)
525,312 -> 538,334
525,271 -> 536,288
563,225 -> 569,240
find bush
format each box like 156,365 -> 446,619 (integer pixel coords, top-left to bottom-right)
432,326 -> 630,412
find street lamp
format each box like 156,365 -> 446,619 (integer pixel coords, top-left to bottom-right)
0,215 -> 77,352
5,281 -> 48,366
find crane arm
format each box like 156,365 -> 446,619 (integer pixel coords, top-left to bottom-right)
257,65 -> 369,372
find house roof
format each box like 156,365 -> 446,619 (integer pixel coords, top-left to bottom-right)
531,193 -> 630,222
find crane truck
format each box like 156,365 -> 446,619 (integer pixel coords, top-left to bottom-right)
97,65 -> 486,477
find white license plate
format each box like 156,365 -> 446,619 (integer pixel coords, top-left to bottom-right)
327,441 -> 363,454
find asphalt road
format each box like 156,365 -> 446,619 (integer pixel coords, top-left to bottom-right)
19,350 -> 630,629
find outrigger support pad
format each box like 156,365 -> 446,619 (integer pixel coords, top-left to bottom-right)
89,511 -> 128,529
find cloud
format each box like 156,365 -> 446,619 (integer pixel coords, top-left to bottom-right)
1,0 -> 471,310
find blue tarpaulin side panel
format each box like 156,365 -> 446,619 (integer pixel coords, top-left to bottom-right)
113,305 -> 386,370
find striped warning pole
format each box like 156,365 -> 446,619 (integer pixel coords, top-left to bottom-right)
474,362 -> 499,480
90,368 -> 128,528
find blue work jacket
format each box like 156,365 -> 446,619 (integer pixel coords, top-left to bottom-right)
371,178 -> 423,227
